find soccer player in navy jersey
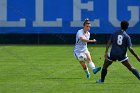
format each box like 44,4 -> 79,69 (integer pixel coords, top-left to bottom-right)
96,20 -> 140,83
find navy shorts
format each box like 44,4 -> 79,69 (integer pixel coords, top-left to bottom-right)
107,52 -> 128,62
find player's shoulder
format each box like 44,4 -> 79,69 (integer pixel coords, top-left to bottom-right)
78,29 -> 83,32
122,31 -> 130,38
120,31 -> 131,40
113,30 -> 127,35
77,29 -> 83,34
77,29 -> 84,37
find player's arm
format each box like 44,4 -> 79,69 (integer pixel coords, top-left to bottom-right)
128,47 -> 140,62
127,35 -> 140,62
80,37 -> 96,43
104,39 -> 111,60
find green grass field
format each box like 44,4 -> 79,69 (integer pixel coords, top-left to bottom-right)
0,45 -> 140,93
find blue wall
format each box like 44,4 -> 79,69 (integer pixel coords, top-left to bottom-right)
0,0 -> 140,34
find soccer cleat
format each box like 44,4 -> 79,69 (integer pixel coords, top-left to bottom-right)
93,67 -> 101,74
96,79 -> 104,83
87,73 -> 90,78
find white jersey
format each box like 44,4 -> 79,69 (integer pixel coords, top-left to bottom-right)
74,29 -> 90,53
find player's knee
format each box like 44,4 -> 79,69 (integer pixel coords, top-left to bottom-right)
83,66 -> 87,70
86,57 -> 92,62
102,66 -> 108,69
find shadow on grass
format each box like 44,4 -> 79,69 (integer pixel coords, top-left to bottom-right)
42,77 -> 82,80
78,82 -> 140,85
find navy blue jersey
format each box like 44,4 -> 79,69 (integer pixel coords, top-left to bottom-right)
109,30 -> 132,57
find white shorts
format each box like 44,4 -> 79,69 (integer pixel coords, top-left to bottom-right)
73,50 -> 89,61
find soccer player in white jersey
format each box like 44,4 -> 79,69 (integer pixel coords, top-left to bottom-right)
73,18 -> 101,78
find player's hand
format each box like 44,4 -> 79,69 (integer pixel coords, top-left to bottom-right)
91,39 -> 96,42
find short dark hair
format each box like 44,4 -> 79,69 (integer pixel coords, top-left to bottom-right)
83,18 -> 91,26
121,20 -> 129,30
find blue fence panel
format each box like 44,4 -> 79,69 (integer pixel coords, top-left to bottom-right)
0,0 -> 140,34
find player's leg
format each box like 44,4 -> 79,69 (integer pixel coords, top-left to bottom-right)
96,59 -> 113,83
85,51 -> 101,74
121,60 -> 140,80
74,52 -> 90,78
80,61 -> 90,78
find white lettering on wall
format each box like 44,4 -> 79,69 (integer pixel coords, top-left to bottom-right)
0,0 -> 26,27
70,0 -> 100,27
109,0 -> 139,27
33,0 -> 62,27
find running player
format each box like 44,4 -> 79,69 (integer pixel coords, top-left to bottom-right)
74,18 -> 101,78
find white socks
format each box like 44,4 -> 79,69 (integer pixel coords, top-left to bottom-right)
88,62 -> 95,69
84,62 -> 96,75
